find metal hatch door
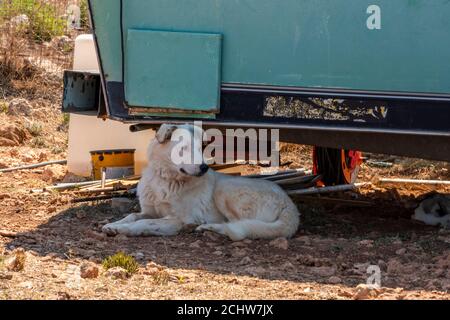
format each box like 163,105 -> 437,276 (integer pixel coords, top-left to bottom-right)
124,29 -> 222,118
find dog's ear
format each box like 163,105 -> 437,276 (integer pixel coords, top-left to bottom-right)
156,124 -> 177,143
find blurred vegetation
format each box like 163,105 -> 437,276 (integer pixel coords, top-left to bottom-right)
0,0 -> 66,43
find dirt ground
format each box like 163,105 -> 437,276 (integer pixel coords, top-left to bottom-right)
0,76 -> 449,300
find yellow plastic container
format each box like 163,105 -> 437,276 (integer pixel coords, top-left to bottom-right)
90,149 -> 135,180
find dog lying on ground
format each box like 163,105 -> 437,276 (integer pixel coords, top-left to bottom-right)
102,124 -> 300,241
412,194 -> 450,228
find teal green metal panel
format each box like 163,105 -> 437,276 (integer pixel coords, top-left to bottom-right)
91,0 -> 450,96
125,30 -> 222,112
90,0 -> 122,82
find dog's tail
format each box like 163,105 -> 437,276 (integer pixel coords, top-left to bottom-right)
222,202 -> 300,241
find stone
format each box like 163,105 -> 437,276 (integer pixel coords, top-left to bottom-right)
4,249 -> 26,272
231,241 -> 247,247
114,234 -> 128,242
0,272 -> 13,280
11,14 -> 29,26
80,262 -> 99,279
245,266 -> 266,276
143,266 -> 160,276
441,279 -> 450,291
387,259 -> 403,274
75,209 -> 87,219
38,151 -> 48,162
310,266 -> 336,277
239,256 -> 252,266
436,253 -> 450,269
132,252 -> 145,261
0,125 -> 29,146
89,256 -> 102,264
203,231 -> 221,242
328,276 -> 342,284
425,280 -> 440,291
377,260 -> 388,272
42,166 -> 65,183
395,248 -> 407,255
358,240 -> 374,248
295,254 -> 317,266
231,247 -> 248,258
51,35 -> 71,50
281,261 -> 295,270
21,150 -> 36,162
269,237 -> 289,250
189,240 -> 202,248
0,137 -> 17,147
434,268 -> 445,277
62,172 -> 87,183
32,109 -> 48,121
57,292 -> 71,300
338,289 -> 353,298
352,263 -> 370,275
72,248 -> 96,259
19,281 -> 33,289
353,284 -> 380,300
146,261 -> 162,271
7,98 -> 33,116
106,267 -> 128,280
87,230 -> 107,241
295,236 -> 311,245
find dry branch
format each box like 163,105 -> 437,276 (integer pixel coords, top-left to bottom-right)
0,160 -> 67,173
0,229 -> 17,238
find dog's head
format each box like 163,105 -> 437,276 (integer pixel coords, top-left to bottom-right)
149,124 -> 209,178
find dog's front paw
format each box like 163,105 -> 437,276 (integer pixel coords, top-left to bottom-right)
102,223 -> 121,236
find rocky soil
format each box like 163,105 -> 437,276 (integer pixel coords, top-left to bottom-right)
0,76 -> 449,300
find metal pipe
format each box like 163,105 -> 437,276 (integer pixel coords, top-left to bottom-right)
379,178 -> 450,185
0,160 -> 67,173
287,183 -> 368,196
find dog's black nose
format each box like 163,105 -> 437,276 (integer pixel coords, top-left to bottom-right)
200,164 -> 209,174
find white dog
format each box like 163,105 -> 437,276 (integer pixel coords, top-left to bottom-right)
102,124 -> 300,241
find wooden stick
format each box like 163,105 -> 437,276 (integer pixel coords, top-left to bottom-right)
288,183 -> 368,196
379,178 -> 450,185
101,168 -> 106,189
77,175 -> 141,191
44,180 -> 109,191
76,187 -> 117,194
0,160 -> 67,173
0,230 -> 17,238
72,193 -> 132,203
53,181 -> 101,188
